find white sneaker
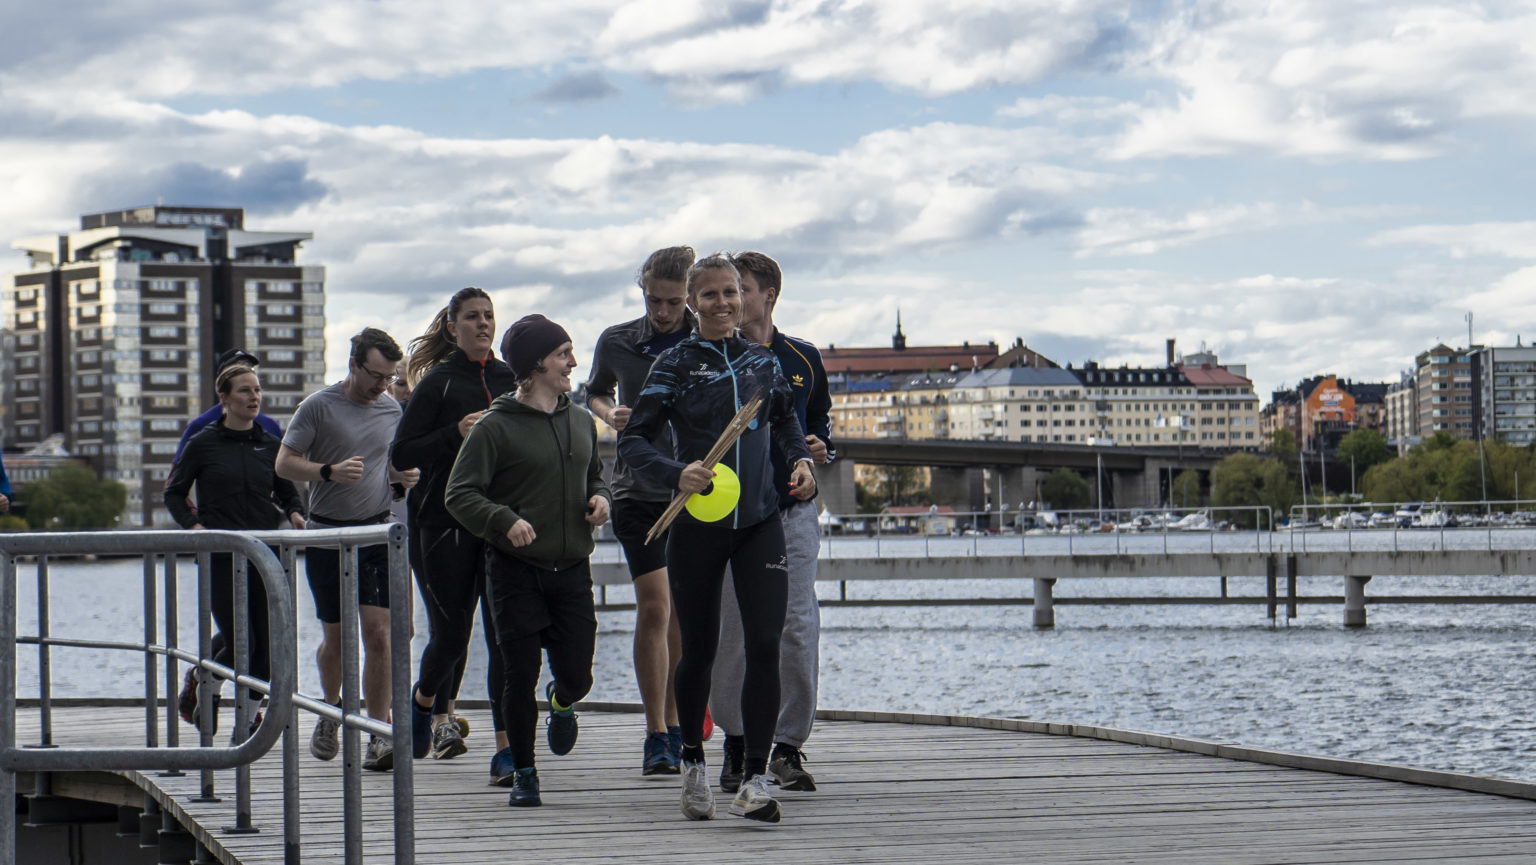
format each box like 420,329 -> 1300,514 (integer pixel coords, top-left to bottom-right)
680,759 -> 715,820
729,774 -> 781,823
309,715 -> 340,761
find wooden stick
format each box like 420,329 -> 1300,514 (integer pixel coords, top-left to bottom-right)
645,390 -> 766,544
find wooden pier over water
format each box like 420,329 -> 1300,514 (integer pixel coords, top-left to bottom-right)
18,702 -> 1536,864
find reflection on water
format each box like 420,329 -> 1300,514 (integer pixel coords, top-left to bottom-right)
15,557 -> 1536,783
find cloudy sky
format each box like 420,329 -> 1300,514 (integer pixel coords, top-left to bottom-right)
4,0 -> 1535,398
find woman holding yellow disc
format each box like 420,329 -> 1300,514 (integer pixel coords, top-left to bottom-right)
619,254 -> 815,824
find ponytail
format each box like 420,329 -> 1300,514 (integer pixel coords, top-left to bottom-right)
406,307 -> 452,386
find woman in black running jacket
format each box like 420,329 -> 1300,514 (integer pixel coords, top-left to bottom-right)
391,287 -> 520,768
164,365 -> 305,731
618,254 -> 815,824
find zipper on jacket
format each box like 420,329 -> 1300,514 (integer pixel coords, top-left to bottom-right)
703,337 -> 743,530
550,411 -> 570,566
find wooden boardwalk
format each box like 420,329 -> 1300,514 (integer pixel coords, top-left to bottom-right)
18,703 -> 1536,864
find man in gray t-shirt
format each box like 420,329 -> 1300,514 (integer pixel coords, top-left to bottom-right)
277,327 -> 419,772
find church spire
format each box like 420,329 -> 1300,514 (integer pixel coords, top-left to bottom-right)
893,308 -> 906,350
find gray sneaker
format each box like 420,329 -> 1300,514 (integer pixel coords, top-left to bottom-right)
729,774 -> 781,823
431,719 -> 468,760
680,759 -> 715,820
363,735 -> 394,772
309,715 -> 340,761
768,745 -> 816,791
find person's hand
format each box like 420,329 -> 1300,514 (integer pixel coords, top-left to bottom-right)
586,496 -> 610,526
506,519 -> 536,548
396,467 -> 421,489
0,493 -> 8,513
190,522 -> 206,531
805,435 -> 829,465
458,411 -> 486,438
330,456 -> 365,483
288,512 -> 307,530
607,406 -> 631,431
789,460 -> 816,501
678,461 -> 715,496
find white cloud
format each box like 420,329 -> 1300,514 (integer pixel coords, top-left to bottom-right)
1113,1 -> 1536,160
1367,222 -> 1536,260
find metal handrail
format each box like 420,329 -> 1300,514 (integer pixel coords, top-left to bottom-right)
0,524 -> 414,865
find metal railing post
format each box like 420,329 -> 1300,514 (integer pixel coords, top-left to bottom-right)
1,550 -> 17,862
388,522 -> 415,865
163,554 -> 184,769
36,555 -> 53,746
143,554 -> 159,748
194,550 -> 219,802
280,545 -> 301,865
341,542 -> 363,865
226,552 -> 257,835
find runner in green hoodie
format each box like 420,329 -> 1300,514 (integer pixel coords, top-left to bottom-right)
444,314 -> 611,808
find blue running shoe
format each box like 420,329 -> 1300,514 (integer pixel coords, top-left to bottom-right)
490,747 -> 517,787
508,766 -> 541,807
666,725 -> 683,763
643,731 -> 679,776
545,681 -> 578,756
410,698 -> 432,760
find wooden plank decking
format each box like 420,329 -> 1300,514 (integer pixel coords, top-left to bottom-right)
18,704 -> 1536,864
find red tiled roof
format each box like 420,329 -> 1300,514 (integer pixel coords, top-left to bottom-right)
1178,363 -> 1252,386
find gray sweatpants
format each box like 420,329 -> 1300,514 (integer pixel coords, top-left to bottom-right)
709,501 -> 821,747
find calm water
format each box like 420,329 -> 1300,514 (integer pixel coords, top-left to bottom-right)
14,541 -> 1536,783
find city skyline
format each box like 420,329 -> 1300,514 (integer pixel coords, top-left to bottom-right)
4,2 -> 1536,398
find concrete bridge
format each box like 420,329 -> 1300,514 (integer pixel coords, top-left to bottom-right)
599,437 -> 1238,514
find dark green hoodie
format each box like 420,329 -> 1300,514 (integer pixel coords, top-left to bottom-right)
444,391 -> 610,570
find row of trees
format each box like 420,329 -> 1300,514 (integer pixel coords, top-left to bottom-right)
0,464 -> 127,531
1207,427 -> 1536,526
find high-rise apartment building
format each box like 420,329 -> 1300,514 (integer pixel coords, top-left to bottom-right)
2,206 -> 325,527
1477,344 -> 1536,446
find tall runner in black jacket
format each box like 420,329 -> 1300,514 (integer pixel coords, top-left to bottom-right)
619,255 -> 816,824
390,287 -> 519,769
164,365 -> 306,736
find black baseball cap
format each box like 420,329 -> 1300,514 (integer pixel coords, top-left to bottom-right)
214,347 -> 260,374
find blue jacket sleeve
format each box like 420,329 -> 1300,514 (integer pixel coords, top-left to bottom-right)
0,451 -> 10,497
616,352 -> 686,491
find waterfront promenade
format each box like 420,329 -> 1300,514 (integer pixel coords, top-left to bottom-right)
17,702 -> 1536,864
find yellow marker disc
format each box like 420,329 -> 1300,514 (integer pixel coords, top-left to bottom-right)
685,463 -> 741,523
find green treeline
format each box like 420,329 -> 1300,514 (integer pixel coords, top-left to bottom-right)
1209,428 -> 1536,524
0,464 -> 127,531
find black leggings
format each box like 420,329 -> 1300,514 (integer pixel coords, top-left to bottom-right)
414,524 -> 505,731
667,517 -> 787,764
486,550 -> 596,769
210,551 -> 271,704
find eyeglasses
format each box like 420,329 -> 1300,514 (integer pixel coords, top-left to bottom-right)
356,364 -> 398,386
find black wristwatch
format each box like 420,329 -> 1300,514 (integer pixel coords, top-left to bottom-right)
319,463 -> 333,482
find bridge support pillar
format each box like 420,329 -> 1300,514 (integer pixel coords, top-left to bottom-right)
1344,574 -> 1371,628
1033,578 -> 1056,629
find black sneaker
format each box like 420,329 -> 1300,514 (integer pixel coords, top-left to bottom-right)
508,767 -> 541,807
545,681 -> 578,756
769,744 -> 816,792
719,735 -> 745,793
